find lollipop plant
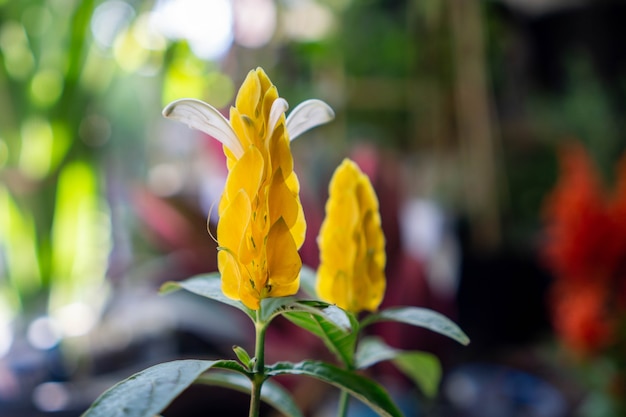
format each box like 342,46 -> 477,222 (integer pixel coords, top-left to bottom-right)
82,68 -> 468,417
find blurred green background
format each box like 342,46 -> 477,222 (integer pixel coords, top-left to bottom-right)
1,0 -> 625,416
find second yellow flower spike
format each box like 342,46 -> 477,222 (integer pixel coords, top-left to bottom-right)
316,158 -> 386,313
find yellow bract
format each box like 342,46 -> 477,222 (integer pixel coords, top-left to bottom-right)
163,67 -> 334,310
217,68 -> 305,310
316,159 -> 386,313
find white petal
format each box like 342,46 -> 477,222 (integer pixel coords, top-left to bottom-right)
162,98 -> 244,158
266,98 -> 289,141
285,99 -> 335,141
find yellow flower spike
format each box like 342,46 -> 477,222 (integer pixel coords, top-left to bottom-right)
265,216 -> 302,297
317,159 -> 386,313
217,189 -> 251,299
163,67 -> 334,310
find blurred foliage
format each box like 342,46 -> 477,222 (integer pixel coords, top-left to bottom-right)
483,1 -> 626,242
0,0 -> 625,359
0,0 -> 110,323
0,0 -> 237,327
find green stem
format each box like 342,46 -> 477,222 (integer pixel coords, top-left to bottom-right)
337,389 -> 350,417
249,308 -> 267,417
249,375 -> 263,417
254,309 -> 266,373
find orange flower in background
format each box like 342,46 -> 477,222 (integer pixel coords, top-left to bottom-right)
544,144 -> 626,356
551,281 -> 614,356
543,145 -> 612,282
611,154 -> 626,262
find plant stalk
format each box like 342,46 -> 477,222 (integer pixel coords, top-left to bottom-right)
249,308 -> 267,417
337,389 -> 350,417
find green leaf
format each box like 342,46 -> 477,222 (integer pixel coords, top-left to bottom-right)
356,336 -> 402,369
197,372 -> 304,417
159,274 -> 309,324
272,299 -> 356,367
232,345 -> 253,369
268,300 -> 351,328
394,351 -> 441,399
361,306 -> 470,346
259,297 -> 344,327
284,307 -> 358,367
259,298 -> 351,331
267,361 -> 404,417
259,295 -> 299,322
159,273 -> 255,319
299,265 -> 318,298
356,337 -> 441,398
82,359 -> 248,417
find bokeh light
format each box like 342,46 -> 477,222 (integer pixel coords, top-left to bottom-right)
0,319 -> 12,358
54,302 -> 97,337
233,0 -> 276,48
113,25 -> 151,73
30,69 -> 64,108
27,316 -> 61,350
91,0 -> 135,48
0,21 -> 35,79
148,163 -> 184,197
0,138 -> 7,168
281,0 -> 335,42
32,382 -> 69,412
19,117 -> 54,179
152,0 -> 233,60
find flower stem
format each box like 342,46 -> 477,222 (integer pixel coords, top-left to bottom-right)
337,389 -> 350,417
249,375 -> 263,417
254,309 -> 266,374
249,308 -> 267,417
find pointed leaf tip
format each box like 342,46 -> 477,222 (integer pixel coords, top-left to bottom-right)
164,273 -> 255,320
362,306 -> 470,346
158,281 -> 181,295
